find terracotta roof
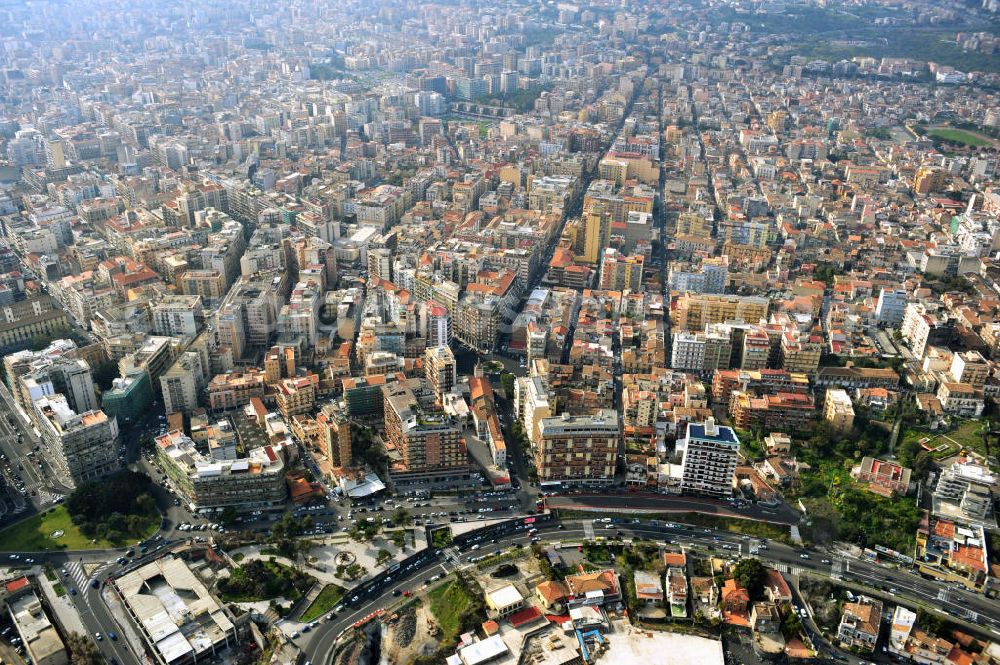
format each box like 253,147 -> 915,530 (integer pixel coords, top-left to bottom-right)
535,580 -> 570,603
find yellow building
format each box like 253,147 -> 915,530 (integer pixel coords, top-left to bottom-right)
913,166 -> 947,195
824,388 -> 855,432
779,331 -> 823,373
673,293 -> 770,332
577,205 -> 611,265
676,211 -> 713,239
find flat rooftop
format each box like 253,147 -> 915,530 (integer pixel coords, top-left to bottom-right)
600,624 -> 724,665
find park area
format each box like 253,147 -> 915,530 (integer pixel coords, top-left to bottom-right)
900,420 -> 990,461
299,584 -> 346,622
926,127 -> 995,148
0,505 -> 147,551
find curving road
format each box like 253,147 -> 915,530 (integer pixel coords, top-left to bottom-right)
299,516 -> 1000,665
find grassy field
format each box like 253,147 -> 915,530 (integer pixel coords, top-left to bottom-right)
927,128 -> 993,147
299,584 -> 346,623
0,505 -> 152,551
428,579 -> 477,645
901,420 -> 988,460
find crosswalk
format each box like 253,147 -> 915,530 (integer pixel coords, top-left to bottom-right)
583,520 -> 595,540
63,561 -> 90,593
831,560 -> 844,580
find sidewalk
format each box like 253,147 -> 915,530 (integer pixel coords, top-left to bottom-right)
232,525 -> 428,589
101,583 -> 155,664
35,568 -> 87,636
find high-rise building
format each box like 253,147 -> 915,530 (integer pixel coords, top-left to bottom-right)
424,345 -> 457,403
426,303 -> 451,349
914,166 -> 947,195
382,382 -> 467,476
679,418 -> 739,498
673,294 -> 769,332
824,389 -> 855,432
536,410 -> 619,487
599,249 -> 643,291
35,395 -> 119,488
318,405 -> 353,468
577,206 -> 611,265
671,329 -> 732,375
152,295 -> 205,337
161,363 -> 200,415
875,288 -> 908,326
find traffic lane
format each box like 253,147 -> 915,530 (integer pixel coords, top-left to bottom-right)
592,521 -> 1000,622
303,553 -> 448,662
69,588 -> 135,665
306,530 -> 556,664
545,494 -> 798,524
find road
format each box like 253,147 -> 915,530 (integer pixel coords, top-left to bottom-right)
545,493 -> 801,524
299,515 -> 1000,665
0,381 -> 73,525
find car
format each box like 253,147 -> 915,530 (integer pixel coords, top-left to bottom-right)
90,579 -> 101,589
94,632 -> 103,641
69,587 -> 77,595
108,631 -> 117,641
799,554 -> 810,559
821,559 -> 831,564
392,589 -> 401,596
302,625 -> 311,633
291,631 -> 300,638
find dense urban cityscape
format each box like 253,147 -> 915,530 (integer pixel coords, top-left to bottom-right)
1,0 -> 1000,664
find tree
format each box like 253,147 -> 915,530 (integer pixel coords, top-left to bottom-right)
500,373 -> 516,399
31,333 -> 54,351
391,507 -> 412,526
781,609 -> 803,638
376,549 -> 392,566
916,608 -> 945,635
66,632 -> 103,665
733,558 -> 767,600
221,506 -> 238,525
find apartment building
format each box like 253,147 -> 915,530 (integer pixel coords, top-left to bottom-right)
152,294 -> 205,337
678,418 -> 739,498
936,382 -> 984,417
35,395 -> 119,488
424,345 -> 457,403
673,293 -> 769,332
536,410 -> 619,487
778,331 -> 823,373
837,599 -> 883,653
949,350 -> 989,388
206,369 -> 266,411
155,429 -> 287,511
514,375 -> 552,446
598,248 -> 643,291
275,375 -> 318,419
824,388 -> 856,432
382,382 -> 468,478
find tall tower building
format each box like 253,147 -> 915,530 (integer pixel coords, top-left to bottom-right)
679,418 -> 739,498
426,303 -> 452,349
424,345 -> 457,403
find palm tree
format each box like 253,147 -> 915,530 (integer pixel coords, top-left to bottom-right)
65,632 -> 103,665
